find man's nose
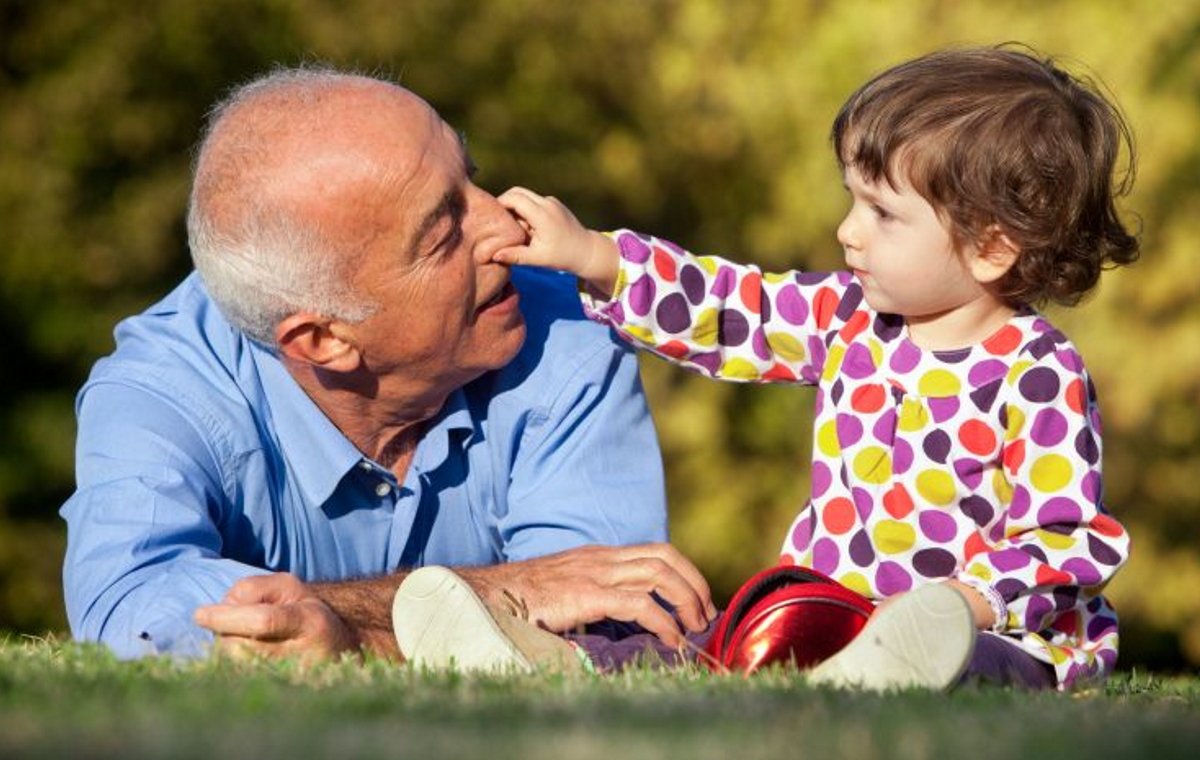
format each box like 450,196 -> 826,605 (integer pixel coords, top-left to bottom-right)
468,186 -> 525,257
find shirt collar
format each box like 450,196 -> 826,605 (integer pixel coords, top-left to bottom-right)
250,342 -> 478,505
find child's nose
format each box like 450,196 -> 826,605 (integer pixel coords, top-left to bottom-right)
836,214 -> 858,250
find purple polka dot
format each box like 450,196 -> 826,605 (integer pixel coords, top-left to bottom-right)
711,266 -> 737,298
691,352 -> 721,376
830,378 -> 845,405
1022,544 -> 1048,564
892,438 -> 914,475
1088,615 -> 1118,640
717,309 -> 749,346
988,515 -> 1008,543
953,458 -> 983,490
1062,557 -> 1102,585
922,429 -> 952,463
875,562 -> 913,596
996,577 -> 1028,602
1097,649 -> 1117,671
961,495 -> 994,527
810,462 -> 832,499
849,529 -> 876,567
628,274 -> 656,317
969,380 -> 1003,414
1030,408 -> 1068,447
1018,366 -> 1061,403
680,265 -> 706,305
656,293 -> 691,333
836,285 -> 864,321
751,327 -> 770,360
1081,471 -> 1101,503
1024,594 -> 1053,629
837,413 -> 864,447
872,408 -> 897,445
790,510 -> 815,552
968,359 -> 1008,388
608,301 -> 626,325
1037,497 -> 1082,526
775,285 -> 809,325
813,388 -> 825,416
935,347 -> 971,364
808,337 -> 827,371
1075,428 -> 1099,465
1055,349 -> 1084,373
928,396 -> 960,422
796,271 -> 830,286
1087,534 -> 1122,566
852,487 -> 873,521
890,341 -> 921,373
912,548 -> 958,578
617,234 -> 651,263
842,343 -> 878,379
1009,486 -> 1031,519
991,548 -> 1032,572
812,537 -> 840,575
874,314 -> 903,341
1053,589 -> 1078,610
918,510 -> 958,542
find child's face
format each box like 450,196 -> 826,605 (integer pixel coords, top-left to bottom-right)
837,164 -> 989,322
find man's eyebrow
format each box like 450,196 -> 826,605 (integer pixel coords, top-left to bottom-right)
408,190 -> 457,258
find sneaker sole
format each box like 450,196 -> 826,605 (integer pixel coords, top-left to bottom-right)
806,583 -> 975,691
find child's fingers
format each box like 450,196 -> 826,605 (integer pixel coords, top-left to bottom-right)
497,186 -> 551,224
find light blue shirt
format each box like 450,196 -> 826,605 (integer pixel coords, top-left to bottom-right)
61,267 -> 666,658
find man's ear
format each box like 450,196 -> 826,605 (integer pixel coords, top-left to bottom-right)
969,224 -> 1021,284
275,312 -> 362,372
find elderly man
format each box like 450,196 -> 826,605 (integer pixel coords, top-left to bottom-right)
60,68 -> 714,661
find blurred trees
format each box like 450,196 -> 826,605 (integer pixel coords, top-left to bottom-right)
1,0 -> 1197,670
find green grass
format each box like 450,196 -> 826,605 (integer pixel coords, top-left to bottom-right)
1,636 -> 1197,760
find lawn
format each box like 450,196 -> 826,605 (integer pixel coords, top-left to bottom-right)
1,636 -> 1197,760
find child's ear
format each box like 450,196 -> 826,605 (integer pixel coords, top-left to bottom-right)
275,313 -> 363,372
969,224 -> 1020,284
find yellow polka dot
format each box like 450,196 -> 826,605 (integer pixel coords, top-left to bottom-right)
693,308 -> 719,347
873,520 -> 916,554
720,358 -> 761,380
817,420 -> 842,457
1005,406 -> 1026,441
966,562 -> 993,582
822,344 -> 846,382
1035,529 -> 1078,550
916,469 -> 957,506
1047,644 -> 1071,665
626,325 -> 655,344
1006,360 -> 1034,386
898,398 -> 929,432
696,256 -> 719,275
853,446 -> 892,484
766,332 -> 806,362
1030,454 -> 1073,492
612,268 -> 629,297
839,572 -> 872,597
918,369 -> 961,397
868,339 -> 884,370
1006,610 -> 1021,629
764,271 -> 789,284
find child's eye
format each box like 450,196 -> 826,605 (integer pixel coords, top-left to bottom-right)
872,204 -> 893,221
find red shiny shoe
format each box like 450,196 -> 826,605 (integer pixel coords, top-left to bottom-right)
704,565 -> 875,674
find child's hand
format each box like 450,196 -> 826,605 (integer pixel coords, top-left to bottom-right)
495,186 -> 620,296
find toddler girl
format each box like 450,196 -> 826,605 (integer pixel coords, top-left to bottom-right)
493,46 -> 1138,690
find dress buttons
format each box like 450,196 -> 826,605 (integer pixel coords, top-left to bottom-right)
375,482 -> 392,497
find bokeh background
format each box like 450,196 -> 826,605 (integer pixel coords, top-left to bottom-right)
1,0 -> 1197,672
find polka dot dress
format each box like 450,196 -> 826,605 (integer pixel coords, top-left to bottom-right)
583,230 -> 1130,689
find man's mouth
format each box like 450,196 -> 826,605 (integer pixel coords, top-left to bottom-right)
478,281 -> 517,312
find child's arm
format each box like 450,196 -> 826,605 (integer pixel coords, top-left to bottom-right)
495,187 -> 620,297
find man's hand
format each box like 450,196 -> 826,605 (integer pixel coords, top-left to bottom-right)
458,543 -> 716,648
193,573 -> 360,663
493,186 -> 620,296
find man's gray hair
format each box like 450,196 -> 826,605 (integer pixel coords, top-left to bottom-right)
186,67 -> 380,346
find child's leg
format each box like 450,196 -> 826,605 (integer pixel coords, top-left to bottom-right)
959,632 -> 1056,690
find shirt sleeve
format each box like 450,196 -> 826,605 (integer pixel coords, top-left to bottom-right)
61,379 -> 268,658
498,325 -> 668,561
579,228 -> 860,385
956,351 -> 1129,681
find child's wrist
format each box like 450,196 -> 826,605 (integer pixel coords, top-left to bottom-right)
582,230 -> 619,296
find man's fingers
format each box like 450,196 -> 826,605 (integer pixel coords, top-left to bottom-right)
615,591 -> 687,648
222,572 -> 305,605
194,602 -> 304,641
603,545 -> 716,630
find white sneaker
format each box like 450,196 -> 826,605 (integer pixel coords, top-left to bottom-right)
392,565 -> 586,674
806,583 -> 976,692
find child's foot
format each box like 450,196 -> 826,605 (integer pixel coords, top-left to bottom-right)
392,565 -> 587,674
805,583 -> 975,691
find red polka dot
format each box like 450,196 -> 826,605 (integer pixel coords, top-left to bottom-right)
763,363 -> 797,382
1065,378 -> 1085,414
837,310 -> 870,343
882,484 -> 914,519
1036,565 -> 1074,586
1049,611 -> 1079,636
851,384 -> 886,414
1090,513 -> 1125,538
822,497 -> 856,534
983,324 -> 1021,355
658,341 -> 691,359
653,246 -> 677,281
739,272 -> 762,314
814,287 -> 839,330
958,420 -> 998,457
778,553 -> 797,566
1003,439 -> 1025,476
964,532 -> 990,560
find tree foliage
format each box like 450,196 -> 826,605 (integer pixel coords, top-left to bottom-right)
1,0 -> 1197,670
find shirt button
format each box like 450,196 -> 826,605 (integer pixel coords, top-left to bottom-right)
375,482 -> 392,497
359,461 -> 374,472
